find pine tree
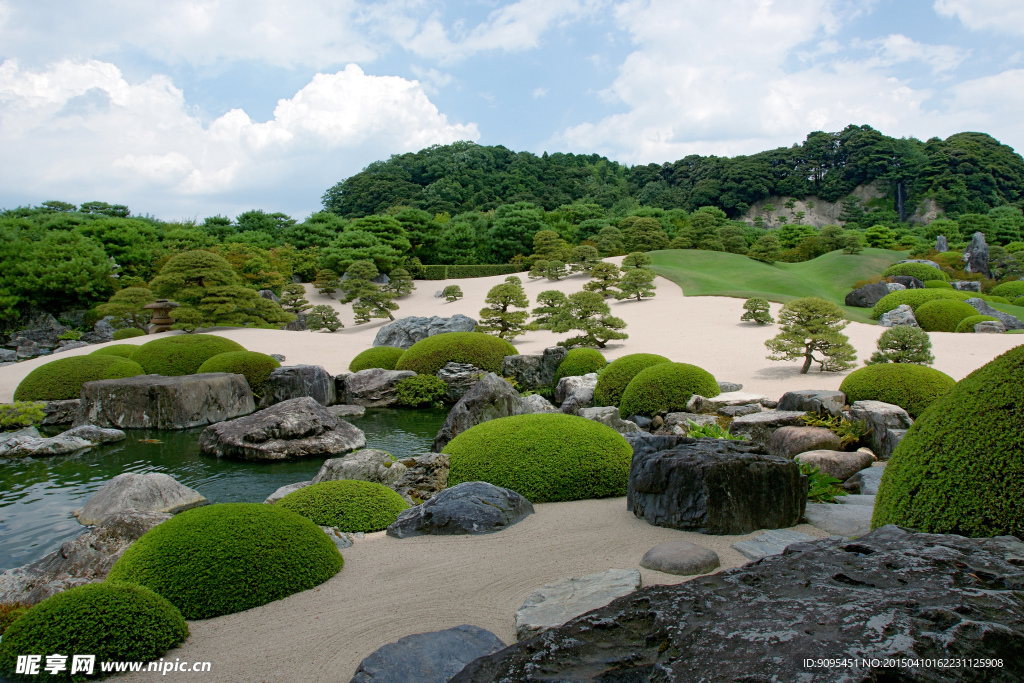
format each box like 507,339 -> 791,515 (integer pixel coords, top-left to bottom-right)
306,304 -> 343,332
741,298 -> 773,324
765,297 -> 856,373
279,283 -> 312,315
568,245 -> 601,273
838,195 -> 864,227
621,252 -> 652,269
528,260 -> 548,279
443,285 -> 463,302
531,290 -> 568,329
353,288 -> 398,323
383,267 -> 415,297
314,269 -> 339,297
842,232 -> 865,254
597,226 -> 624,255
615,268 -> 656,301
478,282 -> 530,339
531,230 -> 571,264
96,286 -> 156,330
748,233 -> 782,264
583,262 -> 621,297
545,260 -> 568,280
339,261 -> 379,303
550,291 -> 628,348
867,326 -> 934,365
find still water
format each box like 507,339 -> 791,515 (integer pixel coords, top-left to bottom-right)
0,408 -> 448,572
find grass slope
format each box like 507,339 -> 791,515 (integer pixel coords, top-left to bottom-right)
648,248 -> 909,323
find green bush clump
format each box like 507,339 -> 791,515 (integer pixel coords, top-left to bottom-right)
395,374 -> 447,407
419,265 -> 522,279
0,603 -> 29,635
592,353 -> 671,407
444,413 -> 633,502
555,348 -> 607,381
1013,296 -> 1024,307
0,402 -> 46,432
913,299 -> 982,332
277,480 -> 408,532
991,281 -> 1024,299
839,364 -> 955,418
987,295 -> 1011,304
13,356 -> 145,401
954,315 -> 1000,333
870,289 -> 970,318
196,351 -> 281,397
394,332 -> 514,376
90,344 -> 141,358
883,263 -> 949,282
349,346 -> 406,372
112,327 -> 147,340
0,583 -> 188,680
128,334 -> 246,376
923,280 -> 953,289
106,503 -> 342,620
872,345 -> 1024,537
618,362 -> 720,417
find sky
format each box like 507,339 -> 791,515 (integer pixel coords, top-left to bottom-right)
1,0 -> 1022,221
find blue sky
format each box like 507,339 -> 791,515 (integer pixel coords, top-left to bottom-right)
1,0 -> 1022,221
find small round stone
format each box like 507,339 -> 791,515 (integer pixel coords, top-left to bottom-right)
640,540 -> 721,576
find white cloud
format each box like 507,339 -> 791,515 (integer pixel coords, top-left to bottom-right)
533,87 -> 548,97
0,60 -> 479,216
934,0 -> 1024,36
860,34 -> 969,73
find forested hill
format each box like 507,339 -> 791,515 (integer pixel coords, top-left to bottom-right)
321,125 -> 1024,220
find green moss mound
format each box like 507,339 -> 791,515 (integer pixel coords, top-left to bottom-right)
618,362 -> 720,417
555,348 -> 607,381
954,315 -> 1000,333
277,480 -> 409,532
13,356 -> 144,402
839,364 -> 955,418
593,353 -> 671,407
883,263 -> 948,282
349,346 -> 406,372
986,295 -> 1011,304
106,503 -> 342,620
872,345 -> 1024,537
196,351 -> 281,397
394,332 -> 515,376
112,327 -> 147,340
444,413 -> 633,503
89,344 -> 142,359
128,334 -> 246,376
991,281 -> 1024,299
923,280 -> 953,289
914,299 -> 981,332
0,583 -> 188,680
871,289 -> 970,318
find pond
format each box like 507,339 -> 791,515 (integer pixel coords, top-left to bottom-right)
0,407 -> 448,572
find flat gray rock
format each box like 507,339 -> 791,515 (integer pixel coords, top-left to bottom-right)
731,528 -> 816,561
264,481 -> 312,504
313,449 -> 408,486
576,406 -> 640,434
74,472 -> 207,526
727,410 -> 806,449
640,541 -> 720,576
521,393 -> 558,414
515,568 -> 642,641
966,297 -> 1022,330
794,449 -> 874,481
0,433 -> 96,458
717,403 -> 760,418
803,501 -> 873,537
62,425 -> 126,444
328,404 -> 366,418
843,463 -> 886,495
350,625 -> 505,683
386,481 -> 534,538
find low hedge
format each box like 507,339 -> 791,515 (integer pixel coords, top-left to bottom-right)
954,315 -> 1000,333
196,351 -> 281,397
839,363 -> 955,418
90,344 -> 142,359
13,355 -> 145,401
276,480 -> 409,532
349,346 -> 406,372
872,344 -> 1024,537
883,263 -> 948,282
870,289 -> 970,318
106,503 -> 343,620
913,299 -> 981,333
923,280 -> 953,289
394,332 -> 515,376
112,327 -> 147,340
619,362 -> 720,417
128,334 -> 246,376
444,413 -> 633,502
555,348 -> 607,381
0,583 -> 188,680
991,281 -> 1024,299
418,265 -> 524,280
593,353 -> 671,408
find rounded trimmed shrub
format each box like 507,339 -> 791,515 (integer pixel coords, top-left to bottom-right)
870,289 -> 970,319
1013,296 -> 1024,307
394,332 -> 515,376
923,280 -> 953,289
13,355 -> 145,401
444,413 -> 633,503
113,327 -> 147,340
593,353 -> 671,408
986,295 -> 1011,304
883,263 -> 948,282
872,345 -> 1024,537
914,299 -> 981,332
349,346 -> 406,372
954,315 -> 1000,333
128,334 -> 246,376
106,503 -> 343,620
196,350 -> 280,398
395,374 -> 447,407
555,348 -> 607,381
619,362 -> 720,417
0,583 -> 187,678
839,364 -> 955,418
991,281 -> 1024,299
277,480 -> 409,533
90,344 -> 142,359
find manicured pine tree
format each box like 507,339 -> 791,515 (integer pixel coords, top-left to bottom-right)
567,245 -> 601,273
583,262 -> 622,298
550,291 -> 628,349
545,260 -> 569,281
96,286 -> 156,330
842,232 -> 865,254
279,283 -> 312,315
741,298 -> 773,324
621,252 -> 652,269
531,290 -> 568,329
443,285 -> 463,302
353,288 -> 398,323
314,269 -> 339,297
383,267 -> 416,297
528,260 -> 549,279
867,326 -> 934,365
748,233 -> 782,264
596,226 -> 624,255
615,267 -> 656,301
765,297 -> 856,374
478,281 -> 530,340
339,261 -> 379,303
306,304 -> 343,332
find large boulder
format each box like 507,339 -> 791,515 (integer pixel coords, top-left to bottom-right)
627,436 -> 805,535
0,424 -> 125,458
963,231 -> 990,278
391,453 -> 450,503
844,282 -> 890,308
726,409 -> 806,449
197,396 -> 365,460
343,368 -> 417,407
554,372 -> 597,415
777,389 -> 845,416
889,275 -> 925,289
452,527 -> 1024,682
521,393 -> 558,414
576,406 -> 641,434
878,304 -> 918,327
935,235 -> 948,252
976,320 -> 1007,333
312,449 -> 408,487
74,472 -> 207,525
436,363 -> 485,403
40,399 -> 81,425
260,365 -> 336,407
686,391 -> 768,414
75,373 -> 255,430
794,449 -> 874,481
965,297 -> 1023,330
951,280 -> 982,292
766,425 -> 842,458
386,481 -> 534,538
431,374 -> 525,452
849,400 -> 913,459
350,625 -> 505,683
372,314 -> 477,349
514,569 -> 642,641
501,347 -> 567,390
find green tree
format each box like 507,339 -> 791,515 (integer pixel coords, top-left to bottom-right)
488,202 -> 544,263
621,252 -> 652,269
864,224 -> 895,248
615,268 -> 656,301
583,262 -> 622,297
545,260 -> 568,281
550,291 -> 628,348
596,226 -> 625,255
747,233 -> 782,264
818,225 -> 846,251
842,232 -> 865,254
306,304 -> 343,332
838,195 -> 864,226
314,269 -> 339,297
393,208 -> 440,264
353,287 -> 399,323
339,260 -> 380,303
531,290 -> 568,328
679,211 -> 724,251
567,245 -> 601,273
352,215 -> 412,255
279,284 -> 312,315
620,217 -> 669,252
478,281 -> 530,339
383,267 -> 415,297
765,297 -> 856,373
868,326 -> 934,365
528,260 -> 549,279
96,287 -> 157,330
282,212 -> 345,250
320,229 -> 403,274
435,221 -> 481,265
741,297 -> 774,324
14,231 -> 114,311
443,285 -> 463,302
531,230 -> 571,264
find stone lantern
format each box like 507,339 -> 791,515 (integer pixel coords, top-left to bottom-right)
144,300 -> 180,334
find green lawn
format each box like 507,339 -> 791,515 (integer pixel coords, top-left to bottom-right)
647,248 -> 910,324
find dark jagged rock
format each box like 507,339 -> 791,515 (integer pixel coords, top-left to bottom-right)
965,297 -> 1023,330
386,481 -> 533,538
351,625 -> 505,683
40,399 -> 80,425
431,374 -> 524,452
777,389 -> 845,416
372,314 -> 477,349
452,526 -> 1024,683
935,235 -> 949,252
502,347 -> 567,390
436,362 -> 485,403
626,436 -> 805,535
964,231 -> 991,278
844,282 -> 890,308
889,275 -> 925,289
260,365 -> 336,407
344,368 -> 417,407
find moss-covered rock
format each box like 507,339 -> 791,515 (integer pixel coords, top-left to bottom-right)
13,355 -> 145,402
592,353 -> 671,408
112,327 -> 147,340
618,362 -> 720,417
128,334 -> 246,376
954,315 -> 1001,333
913,299 -> 982,332
839,364 -> 955,418
870,289 -> 970,319
872,345 -> 1024,537
394,332 -> 515,376
196,351 -> 281,397
348,346 -> 406,373
0,583 -> 188,680
882,263 -> 948,282
444,413 -> 633,503
89,344 -> 143,359
276,480 -> 409,533
991,281 -> 1024,299
106,503 -> 342,620
555,348 -> 607,381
